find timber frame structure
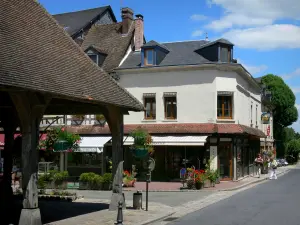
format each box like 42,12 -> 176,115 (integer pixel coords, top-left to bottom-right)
0,0 -> 143,225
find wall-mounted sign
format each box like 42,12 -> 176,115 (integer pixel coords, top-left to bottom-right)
267,125 -> 270,136
261,112 -> 271,124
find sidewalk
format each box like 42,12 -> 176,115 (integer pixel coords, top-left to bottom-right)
123,165 -> 293,192
45,199 -> 174,225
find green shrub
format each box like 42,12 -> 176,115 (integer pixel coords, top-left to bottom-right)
102,173 -> 112,183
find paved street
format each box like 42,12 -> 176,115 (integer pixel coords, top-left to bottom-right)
164,167 -> 300,225
75,190 -> 214,207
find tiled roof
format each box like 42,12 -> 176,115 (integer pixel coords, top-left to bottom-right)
53,6 -> 114,37
0,0 -> 143,112
65,123 -> 266,137
81,22 -> 134,72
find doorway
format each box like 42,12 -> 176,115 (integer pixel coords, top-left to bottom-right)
218,142 -> 233,180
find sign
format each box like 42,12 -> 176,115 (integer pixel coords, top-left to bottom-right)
261,112 -> 271,124
267,125 -> 270,136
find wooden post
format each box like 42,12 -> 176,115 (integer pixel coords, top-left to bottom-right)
10,93 -> 50,225
103,106 -> 124,177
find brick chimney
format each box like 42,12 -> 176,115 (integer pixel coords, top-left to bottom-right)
121,7 -> 134,34
134,14 -> 144,51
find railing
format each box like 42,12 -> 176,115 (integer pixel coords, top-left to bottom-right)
40,115 -> 66,127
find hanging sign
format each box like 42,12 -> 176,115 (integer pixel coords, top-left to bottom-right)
261,112 -> 271,124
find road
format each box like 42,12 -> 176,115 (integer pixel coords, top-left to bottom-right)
166,167 -> 300,225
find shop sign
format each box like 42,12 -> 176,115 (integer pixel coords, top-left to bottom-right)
261,112 -> 271,124
267,125 -> 270,136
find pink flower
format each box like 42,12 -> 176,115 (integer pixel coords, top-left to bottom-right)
61,127 -> 65,131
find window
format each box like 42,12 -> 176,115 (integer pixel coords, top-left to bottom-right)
144,96 -> 156,119
217,95 -> 233,119
220,46 -> 231,63
144,49 -> 154,65
164,96 -> 177,119
88,54 -> 98,64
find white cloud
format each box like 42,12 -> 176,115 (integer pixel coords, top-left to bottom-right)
296,104 -> 300,110
237,58 -> 268,75
222,24 -> 300,50
190,14 -> 207,21
281,68 -> 300,80
191,30 -> 203,37
206,0 -> 300,31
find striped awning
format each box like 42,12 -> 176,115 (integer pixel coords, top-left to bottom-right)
123,135 -> 208,146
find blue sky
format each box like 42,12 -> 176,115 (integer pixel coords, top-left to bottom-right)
40,0 -> 300,131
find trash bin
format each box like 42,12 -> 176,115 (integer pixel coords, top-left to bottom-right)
133,191 -> 142,209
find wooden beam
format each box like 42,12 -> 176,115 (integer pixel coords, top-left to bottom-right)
9,92 -> 50,225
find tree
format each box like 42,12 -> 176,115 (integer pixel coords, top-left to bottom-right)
286,139 -> 300,162
261,74 -> 298,140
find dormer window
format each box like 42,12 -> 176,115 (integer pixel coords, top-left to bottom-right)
220,46 -> 232,63
88,54 -> 98,64
144,49 -> 154,65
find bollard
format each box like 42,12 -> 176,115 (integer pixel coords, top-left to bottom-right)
133,191 -> 142,209
115,201 -> 123,225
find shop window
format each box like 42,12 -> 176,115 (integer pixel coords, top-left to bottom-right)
217,95 -> 233,119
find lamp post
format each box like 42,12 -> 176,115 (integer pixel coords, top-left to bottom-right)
145,156 -> 152,211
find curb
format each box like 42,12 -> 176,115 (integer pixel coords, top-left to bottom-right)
141,211 -> 175,225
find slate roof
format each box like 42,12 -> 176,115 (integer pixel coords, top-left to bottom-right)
142,40 -> 169,51
119,38 -> 236,69
120,40 -> 211,68
53,6 -> 115,37
0,0 -> 143,112
66,123 -> 266,137
81,22 -> 135,72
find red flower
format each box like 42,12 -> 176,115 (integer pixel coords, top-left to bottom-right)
61,127 -> 65,131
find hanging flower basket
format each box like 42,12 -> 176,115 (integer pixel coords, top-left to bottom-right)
94,114 -> 106,126
129,128 -> 153,159
38,127 -> 81,152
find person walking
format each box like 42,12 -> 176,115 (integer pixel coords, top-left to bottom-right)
269,157 -> 278,180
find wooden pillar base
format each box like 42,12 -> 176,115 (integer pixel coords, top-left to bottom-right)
18,208 -> 42,225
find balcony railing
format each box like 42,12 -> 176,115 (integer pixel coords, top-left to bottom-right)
40,115 -> 66,127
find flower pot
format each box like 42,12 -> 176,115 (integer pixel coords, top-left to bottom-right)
186,178 -> 194,189
79,181 -> 89,190
124,179 -> 135,187
195,182 -> 203,190
132,148 -> 148,159
53,140 -> 72,152
203,179 -> 211,188
211,181 -> 215,187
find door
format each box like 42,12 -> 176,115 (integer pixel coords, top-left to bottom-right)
218,143 -> 233,180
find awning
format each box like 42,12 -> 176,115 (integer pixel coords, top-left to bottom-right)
78,136 -> 111,153
123,136 -> 208,146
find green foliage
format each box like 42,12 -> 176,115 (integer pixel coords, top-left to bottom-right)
95,114 -> 105,121
53,171 -> 69,182
286,139 -> 300,159
38,127 -> 81,151
261,74 -> 298,128
102,173 -> 112,183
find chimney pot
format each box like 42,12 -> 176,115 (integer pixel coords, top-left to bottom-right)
121,7 -> 134,34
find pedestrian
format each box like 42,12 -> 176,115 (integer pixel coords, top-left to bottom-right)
269,157 -> 278,180
254,153 -> 263,178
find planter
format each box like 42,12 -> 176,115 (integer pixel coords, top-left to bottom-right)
203,179 -> 211,188
79,181 -> 89,190
54,181 -> 68,190
186,178 -> 194,189
132,148 -> 148,159
123,179 -> 135,187
216,177 -> 220,184
195,182 -> 203,190
53,140 -> 72,152
91,182 -> 103,190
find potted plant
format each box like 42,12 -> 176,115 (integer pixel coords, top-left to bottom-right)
208,170 -> 217,187
129,128 -> 153,159
195,173 -> 205,190
102,173 -> 112,190
123,170 -> 136,187
79,172 -> 93,190
71,114 -> 85,125
94,114 -> 106,126
53,171 -> 69,189
215,169 -> 220,184
262,161 -> 269,174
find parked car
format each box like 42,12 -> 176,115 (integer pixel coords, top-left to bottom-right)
276,159 -> 283,167
279,159 -> 288,166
